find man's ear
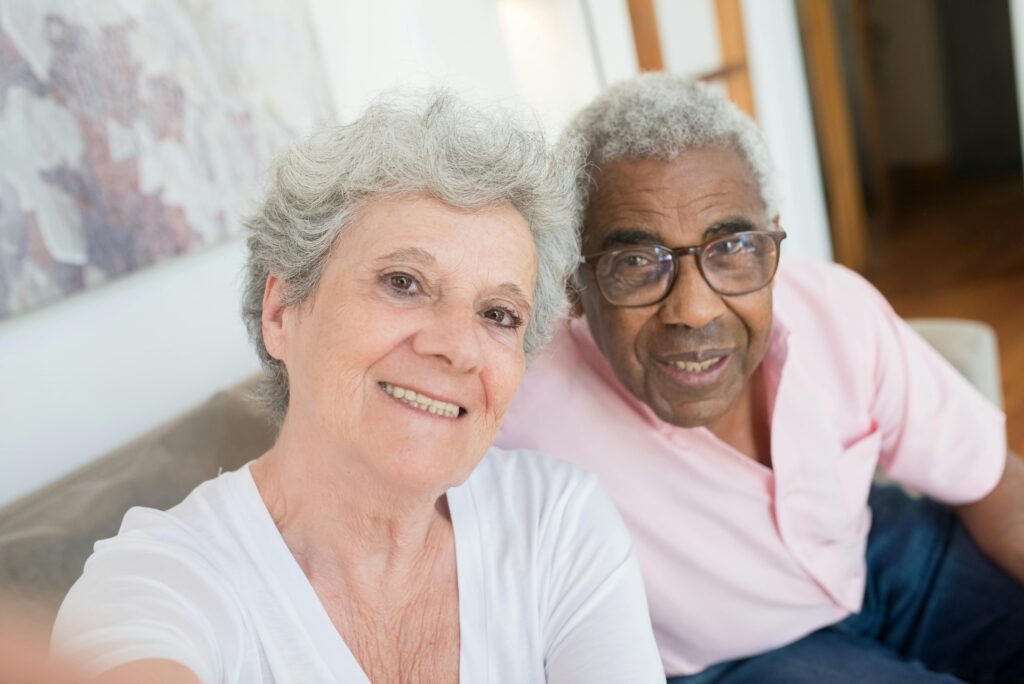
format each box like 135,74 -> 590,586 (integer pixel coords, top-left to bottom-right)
566,276 -> 585,318
770,214 -> 784,291
262,275 -> 288,361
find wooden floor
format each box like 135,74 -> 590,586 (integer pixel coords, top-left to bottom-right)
866,175 -> 1024,456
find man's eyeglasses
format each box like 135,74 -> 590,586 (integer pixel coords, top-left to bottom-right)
579,230 -> 787,307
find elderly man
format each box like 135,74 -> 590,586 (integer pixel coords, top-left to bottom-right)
497,74 -> 1024,683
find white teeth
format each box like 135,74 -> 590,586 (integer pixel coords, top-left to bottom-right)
672,358 -> 720,373
381,383 -> 461,418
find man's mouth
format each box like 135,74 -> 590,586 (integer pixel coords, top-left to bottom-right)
379,382 -> 467,419
668,357 -> 726,373
656,350 -> 732,387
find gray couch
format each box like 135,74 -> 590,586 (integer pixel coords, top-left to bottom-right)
0,378 -> 276,627
0,318 -> 1004,629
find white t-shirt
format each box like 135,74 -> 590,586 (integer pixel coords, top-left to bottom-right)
52,448 -> 665,683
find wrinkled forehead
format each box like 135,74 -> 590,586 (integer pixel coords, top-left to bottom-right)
338,194 -> 539,288
582,148 -> 767,248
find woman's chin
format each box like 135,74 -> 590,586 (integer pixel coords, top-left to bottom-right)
375,445 -> 482,497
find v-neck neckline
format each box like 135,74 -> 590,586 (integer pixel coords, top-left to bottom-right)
237,463 -> 487,683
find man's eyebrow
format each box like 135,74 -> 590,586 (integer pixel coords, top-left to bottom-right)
599,228 -> 662,250
703,218 -> 758,240
374,247 -> 436,265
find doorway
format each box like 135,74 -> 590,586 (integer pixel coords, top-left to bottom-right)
808,0 -> 1024,454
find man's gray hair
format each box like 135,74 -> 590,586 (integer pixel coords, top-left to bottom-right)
567,73 -> 778,219
242,90 -> 582,424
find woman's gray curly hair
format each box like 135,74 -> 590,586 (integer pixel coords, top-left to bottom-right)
241,89 -> 583,424
567,73 -> 778,220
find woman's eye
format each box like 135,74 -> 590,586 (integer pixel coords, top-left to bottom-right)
384,272 -> 420,295
483,307 -> 523,329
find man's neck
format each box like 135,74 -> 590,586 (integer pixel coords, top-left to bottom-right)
707,365 -> 773,468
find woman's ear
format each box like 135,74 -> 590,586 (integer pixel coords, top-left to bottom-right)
261,275 -> 288,361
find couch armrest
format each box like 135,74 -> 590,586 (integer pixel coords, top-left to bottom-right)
908,318 -> 1003,408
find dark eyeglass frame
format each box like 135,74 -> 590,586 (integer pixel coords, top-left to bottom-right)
579,230 -> 787,307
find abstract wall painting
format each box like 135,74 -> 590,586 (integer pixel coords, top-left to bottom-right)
0,1 -> 334,319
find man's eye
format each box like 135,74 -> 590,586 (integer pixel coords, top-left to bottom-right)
616,252 -> 654,269
713,238 -> 746,255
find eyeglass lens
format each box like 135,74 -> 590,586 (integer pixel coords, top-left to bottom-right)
595,232 -> 780,306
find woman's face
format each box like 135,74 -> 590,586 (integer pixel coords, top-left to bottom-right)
265,195 -> 538,495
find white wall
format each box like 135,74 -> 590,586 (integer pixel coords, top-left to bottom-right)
496,0 -> 640,133
496,0 -> 603,133
0,240 -> 258,506
656,0 -> 722,79
1012,0 -> 1024,169
741,0 -> 832,261
580,0 -> 640,87
307,0 -> 518,121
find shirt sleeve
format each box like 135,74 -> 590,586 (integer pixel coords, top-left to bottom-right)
857,274 -> 1007,504
51,513 -> 250,684
539,474 -> 666,684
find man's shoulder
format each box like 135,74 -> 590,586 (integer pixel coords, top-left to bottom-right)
775,256 -> 880,302
773,256 -> 891,333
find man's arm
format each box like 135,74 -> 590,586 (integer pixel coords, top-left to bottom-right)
955,451 -> 1024,585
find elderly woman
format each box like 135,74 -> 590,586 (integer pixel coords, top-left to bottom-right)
50,91 -> 664,683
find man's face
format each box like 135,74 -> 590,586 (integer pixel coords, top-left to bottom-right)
577,147 -> 776,428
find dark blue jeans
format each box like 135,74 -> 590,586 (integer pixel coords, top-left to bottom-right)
668,486 -> 1024,684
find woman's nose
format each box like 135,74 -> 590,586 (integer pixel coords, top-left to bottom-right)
411,303 -> 484,372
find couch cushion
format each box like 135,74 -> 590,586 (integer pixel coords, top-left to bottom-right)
0,378 -> 275,627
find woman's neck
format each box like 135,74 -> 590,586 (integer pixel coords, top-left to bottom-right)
250,418 -> 454,600
251,420 -> 461,683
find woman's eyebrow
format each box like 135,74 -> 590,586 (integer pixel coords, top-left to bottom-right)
374,247 -> 436,265
494,283 -> 533,314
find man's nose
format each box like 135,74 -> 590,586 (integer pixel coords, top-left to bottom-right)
657,257 -> 727,329
412,302 -> 484,373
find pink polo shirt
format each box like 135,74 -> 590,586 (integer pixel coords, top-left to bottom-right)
496,258 -> 1006,676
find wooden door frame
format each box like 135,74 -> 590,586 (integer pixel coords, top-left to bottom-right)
626,0 -> 756,119
796,0 -> 870,272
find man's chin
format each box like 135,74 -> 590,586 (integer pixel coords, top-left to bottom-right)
659,406 -> 724,429
644,372 -> 740,429
648,393 -> 734,429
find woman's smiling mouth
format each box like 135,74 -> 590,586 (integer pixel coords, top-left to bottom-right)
379,382 -> 466,418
